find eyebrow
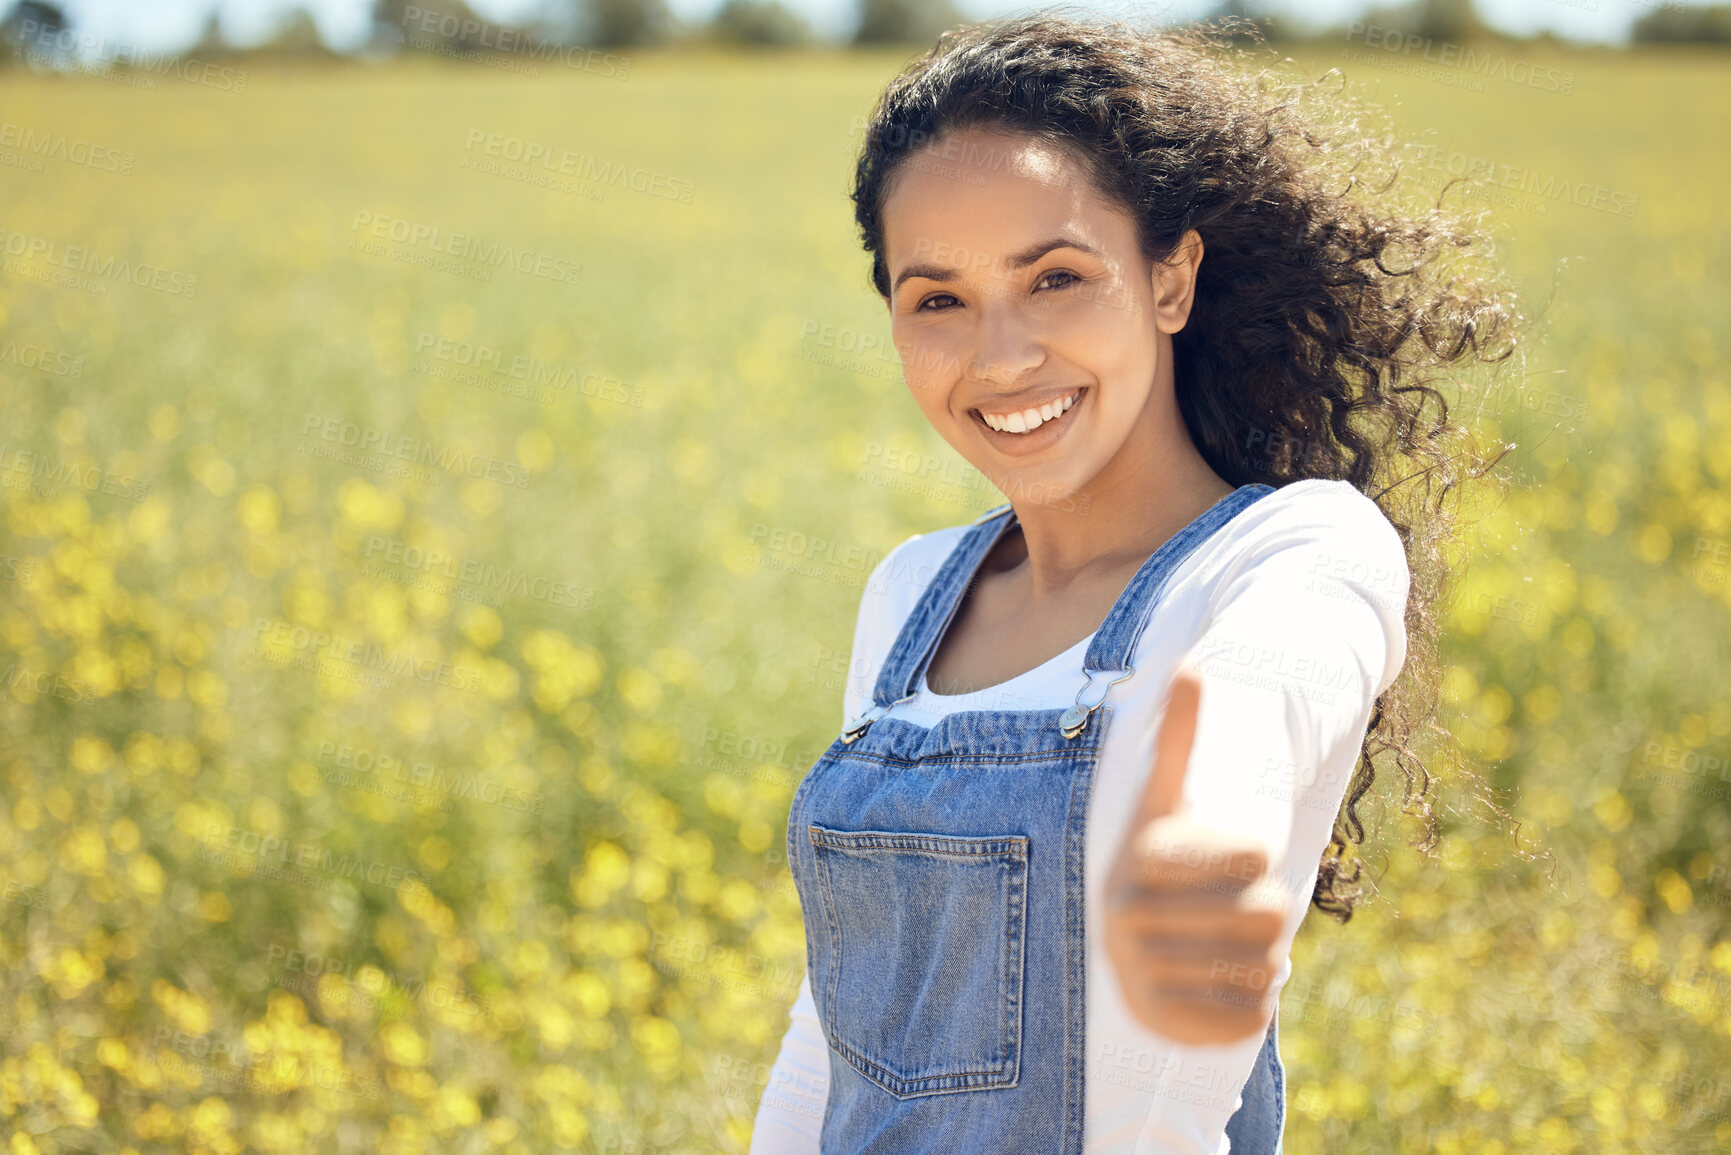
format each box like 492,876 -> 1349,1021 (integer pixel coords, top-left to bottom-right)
890,235 -> 1105,293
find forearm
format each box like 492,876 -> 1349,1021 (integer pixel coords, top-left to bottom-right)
748,975 -> 829,1153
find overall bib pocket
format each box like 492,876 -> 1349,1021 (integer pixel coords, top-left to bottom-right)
807,822 -> 1030,1100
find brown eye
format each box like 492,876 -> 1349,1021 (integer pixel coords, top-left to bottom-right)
917,293 -> 961,312
1036,270 -> 1080,292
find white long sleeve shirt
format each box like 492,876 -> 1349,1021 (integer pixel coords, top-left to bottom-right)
749,478 -> 1410,1154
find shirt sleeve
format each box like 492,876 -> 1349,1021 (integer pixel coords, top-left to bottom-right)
1176,483 -> 1410,984
748,973 -> 829,1151
842,531 -> 931,729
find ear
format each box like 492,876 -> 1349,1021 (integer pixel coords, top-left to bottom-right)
1151,229 -> 1205,335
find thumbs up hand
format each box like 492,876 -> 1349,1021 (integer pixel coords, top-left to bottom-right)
1104,665 -> 1287,1046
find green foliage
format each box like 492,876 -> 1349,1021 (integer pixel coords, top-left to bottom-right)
709,1 -> 810,49
851,0 -> 965,47
577,0 -> 673,49
1351,0 -> 1491,40
1632,4 -> 1731,44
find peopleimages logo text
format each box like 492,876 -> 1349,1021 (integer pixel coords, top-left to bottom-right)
349,211 -> 581,286
0,121 -> 133,174
399,6 -> 630,78
301,415 -> 532,487
463,129 -> 694,203
202,824 -> 430,896
0,226 -> 199,296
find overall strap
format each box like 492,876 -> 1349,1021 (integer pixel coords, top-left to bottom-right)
1057,483 -> 1273,738
1084,483 -> 1273,672
862,504 -> 1019,722
843,484 -> 1273,743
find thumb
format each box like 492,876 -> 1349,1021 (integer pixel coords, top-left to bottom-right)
1134,663 -> 1202,825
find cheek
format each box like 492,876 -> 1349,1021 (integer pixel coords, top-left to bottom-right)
1075,292 -> 1150,349
893,325 -> 963,406
1063,300 -> 1156,387
908,379 -> 957,428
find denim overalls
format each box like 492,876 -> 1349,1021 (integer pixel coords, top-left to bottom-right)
786,483 -> 1286,1153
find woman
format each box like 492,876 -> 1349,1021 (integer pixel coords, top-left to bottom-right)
752,13 -> 1514,1153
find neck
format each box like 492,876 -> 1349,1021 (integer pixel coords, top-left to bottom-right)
1000,393 -> 1234,601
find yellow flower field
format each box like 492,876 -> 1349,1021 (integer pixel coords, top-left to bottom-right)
0,38 -> 1728,1153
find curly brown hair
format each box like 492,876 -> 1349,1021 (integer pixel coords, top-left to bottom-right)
849,12 -> 1524,920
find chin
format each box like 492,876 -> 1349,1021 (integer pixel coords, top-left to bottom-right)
994,469 -> 1093,512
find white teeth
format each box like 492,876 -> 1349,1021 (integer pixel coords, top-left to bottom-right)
981,390 -> 1079,434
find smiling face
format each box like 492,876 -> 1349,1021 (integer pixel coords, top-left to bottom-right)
880,127 -> 1203,510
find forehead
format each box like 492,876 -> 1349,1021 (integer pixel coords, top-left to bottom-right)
881,128 -> 1133,268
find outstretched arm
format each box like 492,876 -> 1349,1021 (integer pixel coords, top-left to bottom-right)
748,974 -> 828,1152
1106,491 -> 1410,1045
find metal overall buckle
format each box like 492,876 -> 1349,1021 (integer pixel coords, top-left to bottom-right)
840,704 -> 886,744
840,691 -> 918,744
1059,666 -> 1134,739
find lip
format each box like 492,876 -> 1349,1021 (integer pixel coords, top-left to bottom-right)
968,387 -> 1087,456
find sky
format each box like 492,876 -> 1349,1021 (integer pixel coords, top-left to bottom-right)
33,0 -> 1705,54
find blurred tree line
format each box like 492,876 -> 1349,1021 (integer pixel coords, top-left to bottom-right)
371,0 -> 970,51
1630,2 -> 1731,42
0,0 -> 963,57
5,0 -> 1729,63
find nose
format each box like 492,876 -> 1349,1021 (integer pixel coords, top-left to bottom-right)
966,298 -> 1045,388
